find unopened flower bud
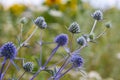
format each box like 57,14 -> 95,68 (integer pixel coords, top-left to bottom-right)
68,22 -> 80,34
89,33 -> 95,40
82,34 -> 90,42
77,36 -> 87,46
92,10 -> 103,21
23,62 -> 33,72
34,16 -> 47,29
41,21 -> 47,29
20,17 -> 28,24
105,22 -> 112,28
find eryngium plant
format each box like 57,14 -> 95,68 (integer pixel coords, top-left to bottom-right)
0,10 -> 111,80
0,42 -> 17,79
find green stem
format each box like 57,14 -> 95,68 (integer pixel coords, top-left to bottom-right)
55,65 -> 73,80
17,26 -> 38,51
2,61 -> 11,79
43,45 -> 60,68
55,57 -> 69,77
90,20 -> 97,34
30,68 -> 43,80
20,24 -> 23,42
30,45 -> 60,80
95,28 -> 107,39
39,31 -> 43,66
69,34 -> 74,52
17,71 -> 26,80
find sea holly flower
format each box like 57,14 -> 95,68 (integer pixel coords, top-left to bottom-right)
54,34 -> 68,46
43,33 -> 68,67
17,62 -> 33,80
91,10 -> 103,21
70,54 -> 84,68
68,22 -> 80,34
0,42 -> 17,59
34,16 -> 47,29
90,10 -> 103,35
30,34 -> 68,80
77,36 -> 87,46
0,42 -> 18,79
23,62 -> 33,72
54,54 -> 84,80
0,9 -> 110,80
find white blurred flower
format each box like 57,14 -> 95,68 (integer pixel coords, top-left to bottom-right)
88,71 -> 102,80
29,6 -> 48,12
116,53 -> 120,59
62,0 -> 69,4
49,10 -> 63,17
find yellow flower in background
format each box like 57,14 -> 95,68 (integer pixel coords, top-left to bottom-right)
70,0 -> 77,11
45,0 -> 61,6
0,4 -> 3,10
44,0 -> 78,12
9,4 -> 26,16
59,0 -> 78,12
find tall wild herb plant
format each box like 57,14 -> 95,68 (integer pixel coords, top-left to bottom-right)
0,10 -> 111,80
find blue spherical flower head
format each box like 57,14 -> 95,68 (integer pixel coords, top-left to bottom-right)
70,54 -> 84,68
54,34 -> 68,46
0,42 -> 17,59
92,10 -> 103,21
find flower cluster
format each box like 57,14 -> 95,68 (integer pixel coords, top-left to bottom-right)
0,9 -> 111,80
0,42 -> 17,79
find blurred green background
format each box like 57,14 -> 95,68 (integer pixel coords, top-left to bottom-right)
0,0 -> 120,80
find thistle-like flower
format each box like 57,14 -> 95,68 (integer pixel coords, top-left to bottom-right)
92,10 -> 103,21
0,42 -> 17,59
30,34 -> 68,80
68,22 -> 80,34
34,16 -> 47,29
0,42 -> 17,79
77,36 -> 87,46
53,54 -> 84,80
23,62 -> 33,72
70,54 -> 84,68
54,34 -> 68,46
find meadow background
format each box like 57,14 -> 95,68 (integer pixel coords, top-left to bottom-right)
0,0 -> 120,80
